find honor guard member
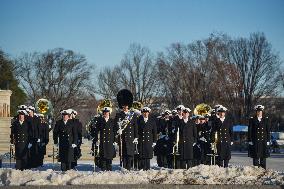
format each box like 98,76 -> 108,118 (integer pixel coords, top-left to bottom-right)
196,115 -> 211,165
53,109 -> 78,171
94,107 -> 116,171
170,105 -> 185,168
38,114 -> 50,167
177,108 -> 197,169
10,109 -> 32,170
26,106 -> 41,168
211,106 -> 233,167
89,114 -> 102,168
155,109 -> 171,168
115,98 -> 138,170
248,105 -> 270,169
136,107 -> 157,170
69,109 -> 83,169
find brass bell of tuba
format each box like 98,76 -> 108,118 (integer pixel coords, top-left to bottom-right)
131,101 -> 143,111
193,103 -> 212,116
96,99 -> 113,114
36,98 -> 53,116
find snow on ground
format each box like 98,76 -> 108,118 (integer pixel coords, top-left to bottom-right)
0,163 -> 284,186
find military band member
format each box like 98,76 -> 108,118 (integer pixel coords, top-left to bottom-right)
53,109 -> 78,171
136,107 -> 157,170
89,113 -> 102,168
38,114 -> 50,167
26,106 -> 41,168
170,105 -> 185,169
177,108 -> 197,169
155,110 -> 172,168
10,110 -> 31,170
115,104 -> 138,170
69,109 -> 83,169
196,115 -> 211,165
211,106 -> 233,167
248,105 -> 270,169
94,107 -> 116,171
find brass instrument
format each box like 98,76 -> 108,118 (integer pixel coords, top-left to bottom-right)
131,101 -> 143,111
36,98 -> 53,116
96,99 -> 113,114
193,103 -> 212,117
172,127 -> 180,169
209,131 -> 219,165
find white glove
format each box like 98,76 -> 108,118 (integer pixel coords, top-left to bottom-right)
49,125 -> 52,129
37,139 -> 41,143
193,143 -> 196,146
41,143 -> 46,146
165,136 -> 169,141
249,142 -> 253,145
231,142 -> 233,145
199,137 -> 207,142
172,129 -> 175,133
133,138 -> 138,144
117,129 -> 123,135
152,143 -> 156,147
54,143 -> 59,148
28,143 -> 32,149
267,142 -> 270,145
113,142 -> 118,146
71,144 -> 77,148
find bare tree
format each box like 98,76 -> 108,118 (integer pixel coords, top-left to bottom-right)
227,33 -> 282,118
15,48 -> 95,118
97,43 -> 159,105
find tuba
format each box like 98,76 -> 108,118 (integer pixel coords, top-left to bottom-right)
36,98 -> 53,116
193,103 -> 212,116
96,99 -> 113,114
131,101 -> 143,111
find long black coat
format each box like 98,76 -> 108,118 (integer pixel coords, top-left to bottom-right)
211,117 -> 233,160
177,119 -> 197,160
248,116 -> 270,158
26,116 -> 41,157
137,116 -> 157,159
53,119 -> 78,162
10,120 -> 32,160
38,122 -> 49,155
72,118 -> 83,160
155,118 -> 172,156
94,116 -> 116,159
114,111 -> 138,156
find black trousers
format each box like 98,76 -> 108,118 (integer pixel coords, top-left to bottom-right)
139,158 -> 151,170
157,155 -> 168,168
180,159 -> 193,169
217,159 -> 229,167
16,159 -> 28,171
122,155 -> 133,170
253,158 -> 266,169
133,154 -> 139,170
61,162 -> 72,171
100,158 -> 112,171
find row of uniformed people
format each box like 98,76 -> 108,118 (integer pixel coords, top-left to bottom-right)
89,105 -> 157,171
10,105 -> 50,170
155,104 -> 270,169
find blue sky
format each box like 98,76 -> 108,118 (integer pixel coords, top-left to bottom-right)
1,0 -> 284,71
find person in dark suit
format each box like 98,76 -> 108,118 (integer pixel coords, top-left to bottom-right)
10,110 -> 32,170
69,109 -> 83,169
94,107 -> 116,171
177,108 -> 197,169
53,109 -> 78,171
211,106 -> 233,168
26,106 -> 41,168
248,105 -> 270,169
114,105 -> 138,170
155,109 -> 171,168
38,114 -> 50,167
136,107 -> 157,170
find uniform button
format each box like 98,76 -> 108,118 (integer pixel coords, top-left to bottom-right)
104,129 -> 106,131
147,140 -> 149,142
109,129 -> 110,131
143,140 -> 144,142
184,141 -> 186,142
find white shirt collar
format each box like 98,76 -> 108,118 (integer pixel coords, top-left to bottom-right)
220,117 -> 225,122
